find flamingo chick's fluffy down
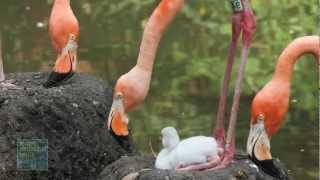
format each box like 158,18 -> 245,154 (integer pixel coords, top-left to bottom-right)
155,127 -> 219,170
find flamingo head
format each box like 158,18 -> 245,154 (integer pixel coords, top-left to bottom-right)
106,91 -> 129,136
106,67 -> 150,137
247,82 -> 290,179
161,127 -> 180,151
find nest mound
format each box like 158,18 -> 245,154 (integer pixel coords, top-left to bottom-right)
0,72 -> 135,180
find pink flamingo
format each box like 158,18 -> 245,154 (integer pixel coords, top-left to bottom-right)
106,0 -> 184,136
247,36 -> 319,178
177,0 -> 257,170
107,0 -> 257,170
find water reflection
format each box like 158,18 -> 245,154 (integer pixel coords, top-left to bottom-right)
0,1 -> 318,179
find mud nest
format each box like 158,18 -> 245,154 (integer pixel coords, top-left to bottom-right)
99,154 -> 289,180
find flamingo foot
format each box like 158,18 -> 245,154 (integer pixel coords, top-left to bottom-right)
175,143 -> 235,171
176,156 -> 222,171
208,143 -> 235,170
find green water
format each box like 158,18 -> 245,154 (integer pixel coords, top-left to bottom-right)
0,0 -> 318,179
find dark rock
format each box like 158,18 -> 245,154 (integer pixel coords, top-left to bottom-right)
0,72 -> 289,180
99,153 -> 289,180
0,72 -> 136,180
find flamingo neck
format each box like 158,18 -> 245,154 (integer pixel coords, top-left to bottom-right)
259,36 -> 319,136
252,36 -> 320,136
53,0 -> 70,7
272,36 -> 320,83
136,0 -> 183,72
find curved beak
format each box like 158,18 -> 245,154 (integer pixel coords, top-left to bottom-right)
246,119 -> 271,159
54,33 -> 78,73
105,92 -> 129,136
246,120 -> 282,178
64,34 -> 78,71
43,34 -> 78,88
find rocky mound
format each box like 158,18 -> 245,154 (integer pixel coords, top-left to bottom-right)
99,154 -> 288,180
0,72 -> 135,180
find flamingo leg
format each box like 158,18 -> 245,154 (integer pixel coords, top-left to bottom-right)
217,0 -> 256,168
176,156 -> 222,171
213,10 -> 242,149
177,0 -> 256,171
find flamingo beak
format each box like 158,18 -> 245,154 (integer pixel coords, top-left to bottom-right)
64,34 -> 78,70
246,118 -> 282,178
106,92 -> 129,136
246,118 -> 271,159
43,34 -> 78,88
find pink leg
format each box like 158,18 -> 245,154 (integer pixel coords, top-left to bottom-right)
208,142 -> 236,170
176,0 -> 256,171
213,10 -> 242,148
220,0 -> 256,168
176,156 -> 222,171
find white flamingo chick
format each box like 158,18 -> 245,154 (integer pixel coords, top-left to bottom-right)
155,127 -> 220,170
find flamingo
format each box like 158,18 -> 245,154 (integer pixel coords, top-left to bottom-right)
176,0 -> 257,170
43,0 -> 79,88
106,0 -> 184,136
107,0 -> 256,170
246,36 -> 320,178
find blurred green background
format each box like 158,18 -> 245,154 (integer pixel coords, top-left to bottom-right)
0,0 -> 318,179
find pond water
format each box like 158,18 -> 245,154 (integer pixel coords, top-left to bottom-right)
0,0 -> 318,179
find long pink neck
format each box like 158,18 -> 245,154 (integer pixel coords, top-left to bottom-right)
53,0 -> 70,7
273,36 -> 320,83
136,0 -> 183,71
253,36 -> 320,137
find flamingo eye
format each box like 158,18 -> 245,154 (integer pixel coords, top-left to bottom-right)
115,92 -> 123,99
69,34 -> 76,40
257,114 -> 265,122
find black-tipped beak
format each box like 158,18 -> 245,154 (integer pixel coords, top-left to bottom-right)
247,121 -> 287,179
43,71 -> 74,88
43,34 -> 78,88
105,92 -> 129,136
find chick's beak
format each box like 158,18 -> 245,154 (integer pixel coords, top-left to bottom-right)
106,92 -> 129,136
247,118 -> 282,178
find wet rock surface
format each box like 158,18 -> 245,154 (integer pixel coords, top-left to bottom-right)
99,153 -> 289,180
0,72 -> 136,180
